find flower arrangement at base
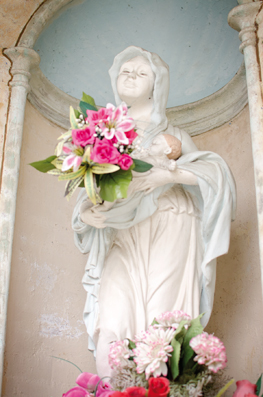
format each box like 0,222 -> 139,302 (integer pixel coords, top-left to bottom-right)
63,310 -> 230,397
30,93 -> 152,203
107,310 -> 227,397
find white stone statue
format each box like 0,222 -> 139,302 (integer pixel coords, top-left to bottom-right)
72,46 -> 236,378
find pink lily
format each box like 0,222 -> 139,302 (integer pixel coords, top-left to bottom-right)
62,143 -> 83,172
102,103 -> 135,144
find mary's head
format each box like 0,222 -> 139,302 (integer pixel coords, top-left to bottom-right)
109,46 -> 170,135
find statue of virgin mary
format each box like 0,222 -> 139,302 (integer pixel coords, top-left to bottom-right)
72,46 -> 236,377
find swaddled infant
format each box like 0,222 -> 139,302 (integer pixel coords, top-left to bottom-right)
134,134 -> 182,170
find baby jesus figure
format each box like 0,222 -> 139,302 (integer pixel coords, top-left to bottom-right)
133,133 -> 182,171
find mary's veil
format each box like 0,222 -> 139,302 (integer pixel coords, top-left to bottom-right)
109,46 -> 170,147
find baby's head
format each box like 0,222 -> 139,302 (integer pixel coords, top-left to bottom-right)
151,134 -> 182,160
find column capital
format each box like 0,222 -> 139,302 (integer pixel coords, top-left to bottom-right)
228,2 -> 262,52
3,47 -> 40,92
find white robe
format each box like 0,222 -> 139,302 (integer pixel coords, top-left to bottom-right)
72,126 -> 236,377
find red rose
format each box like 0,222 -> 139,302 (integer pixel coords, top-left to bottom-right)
233,380 -> 257,397
91,138 -> 120,164
125,129 -> 138,144
118,154 -> 133,170
110,392 -> 127,397
148,377 -> 170,397
125,387 -> 147,397
72,126 -> 95,147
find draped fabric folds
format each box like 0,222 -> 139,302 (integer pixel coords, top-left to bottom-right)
72,46 -> 236,357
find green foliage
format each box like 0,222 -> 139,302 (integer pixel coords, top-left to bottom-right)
98,168 -> 133,202
181,314 -> 204,370
133,159 -> 153,172
58,166 -> 86,181
81,92 -> 97,109
73,108 -> 81,119
70,106 -> 78,129
65,175 -> 85,200
79,100 -> 97,115
29,155 -> 57,173
127,339 -> 136,350
256,374 -> 262,396
84,168 -> 97,204
170,338 -> 182,380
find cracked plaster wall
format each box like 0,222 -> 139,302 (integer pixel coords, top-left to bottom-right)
1,1 -> 263,396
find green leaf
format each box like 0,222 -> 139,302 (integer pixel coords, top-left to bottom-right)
47,169 -> 65,176
127,339 -> 136,350
151,318 -> 159,326
70,106 -> 78,129
29,155 -> 57,173
74,108 -> 81,119
133,159 -> 153,173
181,313 -> 204,370
170,338 -> 181,380
51,356 -> 82,373
174,320 -> 189,340
215,379 -> 235,397
81,92 -> 97,109
79,100 -> 97,115
65,175 -> 85,200
256,374 -> 263,396
84,168 -> 97,205
51,157 -> 64,170
58,166 -> 86,181
57,130 -> 72,141
91,163 -> 120,174
99,168 -> 132,202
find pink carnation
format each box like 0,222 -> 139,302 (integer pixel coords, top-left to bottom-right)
72,126 -> 95,147
109,340 -> 131,370
91,138 -> 120,164
155,310 -> 192,329
118,154 -> 133,170
190,332 -> 227,373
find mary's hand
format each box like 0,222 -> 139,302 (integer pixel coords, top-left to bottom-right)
80,200 -> 107,228
128,166 -> 198,195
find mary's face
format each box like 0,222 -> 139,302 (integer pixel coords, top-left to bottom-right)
117,56 -> 155,105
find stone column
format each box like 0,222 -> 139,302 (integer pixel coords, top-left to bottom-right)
228,2 -> 263,297
0,47 -> 40,393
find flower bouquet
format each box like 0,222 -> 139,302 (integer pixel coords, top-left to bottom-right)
30,93 -> 152,204
63,310 -> 231,397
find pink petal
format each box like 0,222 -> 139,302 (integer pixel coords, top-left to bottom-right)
63,386 -> 90,397
117,118 -> 135,131
73,156 -> 83,172
120,102 -> 128,115
76,373 -> 100,392
63,145 -> 73,154
106,103 -> 115,111
113,106 -> 123,122
115,129 -> 129,145
103,127 -> 115,140
62,155 -> 76,171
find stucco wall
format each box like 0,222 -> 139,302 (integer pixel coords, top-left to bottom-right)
2,101 -> 263,396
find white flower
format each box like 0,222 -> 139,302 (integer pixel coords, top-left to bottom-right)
108,339 -> 132,370
133,326 -> 175,379
155,310 -> 192,329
